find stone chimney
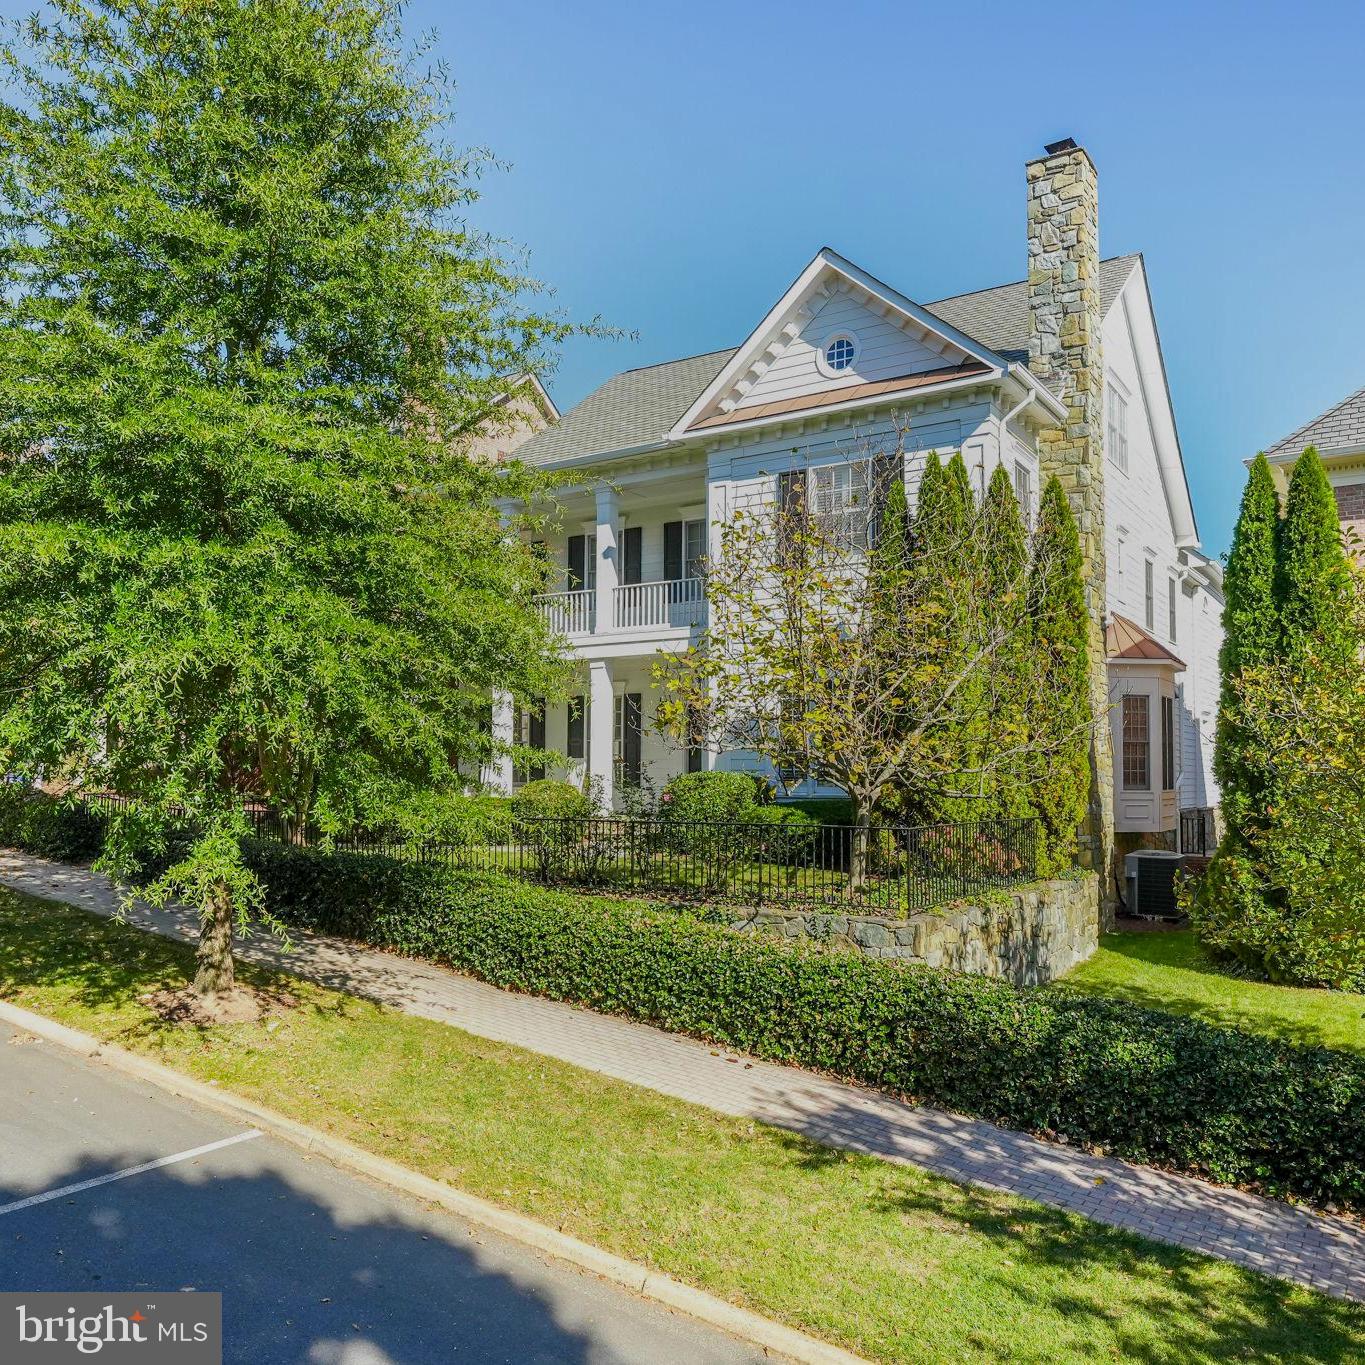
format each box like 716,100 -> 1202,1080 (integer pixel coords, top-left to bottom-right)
1026,138 -> 1115,905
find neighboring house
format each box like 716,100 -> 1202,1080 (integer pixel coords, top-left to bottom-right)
1263,384 -> 1365,544
463,373 -> 559,464
496,140 -> 1223,863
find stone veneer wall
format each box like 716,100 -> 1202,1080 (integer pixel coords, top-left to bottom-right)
718,874 -> 1100,988
1026,141 -> 1117,926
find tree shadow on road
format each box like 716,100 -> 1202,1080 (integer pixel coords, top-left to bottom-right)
0,1147 -> 716,1365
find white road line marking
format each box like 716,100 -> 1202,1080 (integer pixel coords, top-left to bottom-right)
0,1130 -> 263,1217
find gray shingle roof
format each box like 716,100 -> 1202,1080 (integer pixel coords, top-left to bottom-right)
516,254 -> 1142,467
515,348 -> 736,468
1266,385 -> 1365,459
923,254 -> 1141,364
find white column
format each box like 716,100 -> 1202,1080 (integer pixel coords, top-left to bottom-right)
703,467 -> 726,771
484,689 -> 514,794
588,659 -> 614,812
595,485 -> 618,633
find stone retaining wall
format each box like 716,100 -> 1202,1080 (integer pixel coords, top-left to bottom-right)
721,874 -> 1100,987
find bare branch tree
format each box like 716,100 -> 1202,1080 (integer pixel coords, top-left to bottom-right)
655,418 -> 1092,885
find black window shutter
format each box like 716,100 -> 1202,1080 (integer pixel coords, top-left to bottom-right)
566,696 -> 585,760
622,693 -> 643,786
871,451 -> 900,546
567,535 -> 586,590
777,471 -> 807,565
529,701 -> 546,782
663,521 -> 683,581
622,526 -> 642,585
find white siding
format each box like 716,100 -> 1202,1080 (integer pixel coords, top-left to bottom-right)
1175,573 -> 1222,809
734,289 -> 960,412
1101,284 -> 1221,812
708,393 -> 1000,797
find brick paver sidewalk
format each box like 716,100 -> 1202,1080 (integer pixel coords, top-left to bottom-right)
2,848 -> 1362,1303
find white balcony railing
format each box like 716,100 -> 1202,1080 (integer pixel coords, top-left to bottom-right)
614,576 -> 705,630
535,588 -> 595,636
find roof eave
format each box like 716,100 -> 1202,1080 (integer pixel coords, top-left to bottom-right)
678,368 -> 1007,441
667,247 -> 1014,442
1107,655 -> 1187,671
1262,443 -> 1365,467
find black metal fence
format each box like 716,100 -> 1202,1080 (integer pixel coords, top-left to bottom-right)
1179,806 -> 1217,856
87,794 -> 1038,917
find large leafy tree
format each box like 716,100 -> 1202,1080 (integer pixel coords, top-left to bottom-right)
0,0 -> 575,999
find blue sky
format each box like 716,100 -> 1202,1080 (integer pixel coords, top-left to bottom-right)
415,0 -> 1365,556
5,1 -> 1362,554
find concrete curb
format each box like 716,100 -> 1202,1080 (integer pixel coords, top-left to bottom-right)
0,998 -> 868,1365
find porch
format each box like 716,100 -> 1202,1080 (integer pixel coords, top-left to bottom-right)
525,464 -> 714,644
486,656 -> 702,810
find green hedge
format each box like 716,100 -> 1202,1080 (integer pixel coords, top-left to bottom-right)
776,796 -> 856,826
0,785 -> 103,861
5,793 -> 1362,1209
240,840 -> 1365,1211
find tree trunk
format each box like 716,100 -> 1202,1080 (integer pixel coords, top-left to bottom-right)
849,798 -> 873,891
194,881 -> 235,996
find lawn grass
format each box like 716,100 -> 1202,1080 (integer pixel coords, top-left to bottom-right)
1058,929 -> 1365,1056
1,888 -> 1360,1363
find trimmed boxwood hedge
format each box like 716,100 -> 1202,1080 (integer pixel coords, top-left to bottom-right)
0,785 -> 103,862
2,795 -> 1361,1209
240,840 -> 1365,1211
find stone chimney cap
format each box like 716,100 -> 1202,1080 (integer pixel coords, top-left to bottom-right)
1043,137 -> 1079,155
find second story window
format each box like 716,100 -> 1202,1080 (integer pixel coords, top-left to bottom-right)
812,460 -> 873,549
1107,384 -> 1129,474
1012,460 -> 1034,528
1168,575 -> 1179,643
566,532 -> 597,592
1144,558 -> 1155,631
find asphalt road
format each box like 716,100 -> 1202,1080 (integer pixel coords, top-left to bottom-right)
0,1020 -> 765,1364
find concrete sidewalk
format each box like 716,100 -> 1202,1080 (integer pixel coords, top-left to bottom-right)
2,847 -> 1362,1303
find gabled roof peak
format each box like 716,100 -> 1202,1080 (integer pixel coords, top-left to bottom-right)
513,252 -> 1142,468
1266,383 -> 1365,461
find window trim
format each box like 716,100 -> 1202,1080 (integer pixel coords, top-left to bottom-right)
1107,382 -> 1130,474
811,458 -> 874,549
1122,693 -> 1151,792
1168,574 -> 1179,644
1161,693 -> 1176,792
816,330 -> 861,379
1012,459 -> 1035,529
1144,558 -> 1155,632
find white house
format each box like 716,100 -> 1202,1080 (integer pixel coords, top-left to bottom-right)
497,140 -> 1222,856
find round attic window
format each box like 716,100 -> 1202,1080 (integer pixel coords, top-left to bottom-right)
818,332 -> 858,377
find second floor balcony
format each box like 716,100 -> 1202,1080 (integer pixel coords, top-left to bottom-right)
536,575 -> 705,640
